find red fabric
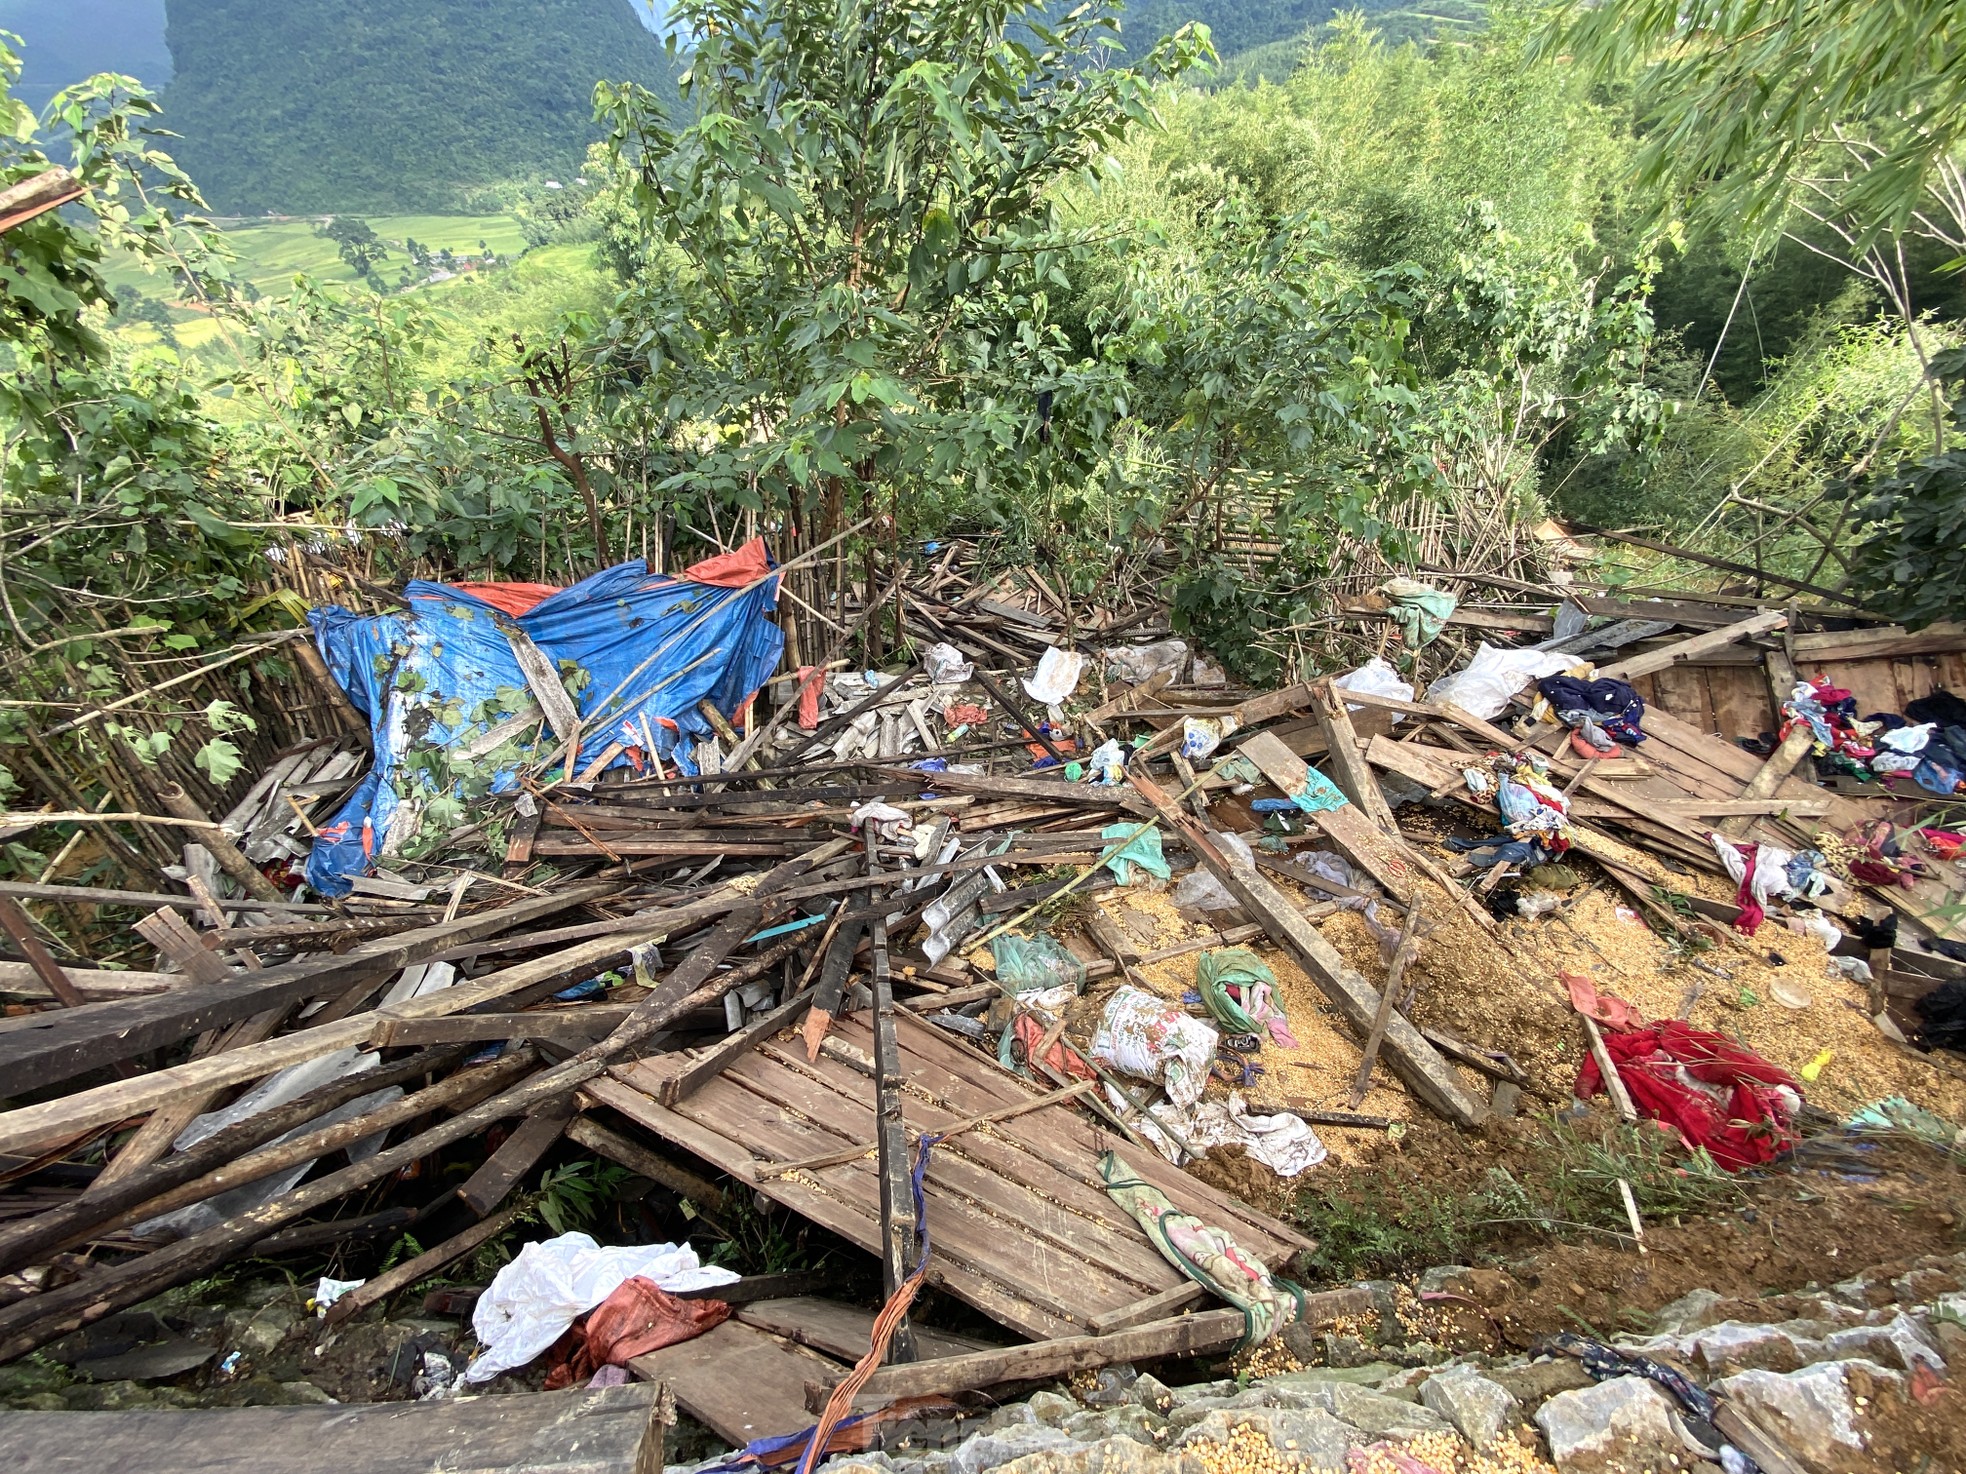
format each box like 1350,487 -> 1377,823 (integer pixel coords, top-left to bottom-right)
452,581 -> 562,617
1574,1021 -> 1800,1172
543,1277 -> 728,1390
796,665 -> 824,730
1562,971 -> 1646,1032
681,536 -> 773,588
943,703 -> 990,728
1011,1013 -> 1099,1082
1727,840 -> 1766,936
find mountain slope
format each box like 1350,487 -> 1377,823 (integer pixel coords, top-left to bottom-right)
0,0 -> 172,112
161,0 -> 682,215
1113,0 -> 1414,65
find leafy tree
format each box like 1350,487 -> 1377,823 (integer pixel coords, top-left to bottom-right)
1841,347 -> 1966,627
317,215 -> 390,282
1539,0 -> 1966,240
591,0 -> 1211,594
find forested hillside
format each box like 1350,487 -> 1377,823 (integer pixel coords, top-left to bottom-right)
161,0 -> 682,214
0,0 -> 170,110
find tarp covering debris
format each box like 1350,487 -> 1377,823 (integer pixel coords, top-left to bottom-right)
305,539 -> 783,894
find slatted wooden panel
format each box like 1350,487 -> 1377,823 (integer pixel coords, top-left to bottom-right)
589,1013 -> 1312,1343
1632,652 -> 1966,746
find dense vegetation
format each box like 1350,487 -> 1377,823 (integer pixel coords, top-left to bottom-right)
2,0 -> 1964,870
161,0 -> 682,214
0,0 -> 171,111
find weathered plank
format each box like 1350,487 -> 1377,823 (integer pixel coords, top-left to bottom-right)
1596,611 -> 1786,682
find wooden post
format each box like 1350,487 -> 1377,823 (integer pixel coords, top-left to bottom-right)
154,784 -> 286,904
0,897 -> 86,1007
866,843 -> 917,1364
1345,897 -> 1424,1109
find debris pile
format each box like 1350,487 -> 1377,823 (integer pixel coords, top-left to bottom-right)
1,543 -> 1964,1474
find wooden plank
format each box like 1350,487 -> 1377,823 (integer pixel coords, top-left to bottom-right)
1719,725 -> 1818,839
735,1297 -> 995,1363
1128,770 -> 1484,1128
564,1113 -> 730,1216
457,1098 -> 575,1215
325,1204 -> 525,1327
0,963 -> 181,1000
630,1317 -> 846,1447
374,1007 -> 630,1047
1310,684 -> 1398,830
133,908 -> 231,985
1596,610 -> 1786,682
0,882 -> 616,1098
660,988 -> 814,1105
1086,1282 -> 1207,1334
0,1384 -> 666,1474
0,896 -> 87,1006
1790,621 -> 1966,662
1236,730 -> 1413,901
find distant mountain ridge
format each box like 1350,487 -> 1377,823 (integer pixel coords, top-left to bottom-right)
159,0 -> 685,215
0,0 -> 172,112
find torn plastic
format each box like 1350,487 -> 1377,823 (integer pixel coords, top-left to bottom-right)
1171,830 -> 1254,911
925,642 -> 974,685
1022,646 -> 1086,704
465,1233 -> 738,1384
1102,640 -> 1189,685
1333,656 -> 1414,712
1425,642 -> 1576,721
990,932 -> 1087,993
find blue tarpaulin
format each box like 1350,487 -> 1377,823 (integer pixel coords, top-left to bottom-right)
304,540 -> 784,895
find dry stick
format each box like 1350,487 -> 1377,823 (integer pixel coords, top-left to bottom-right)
323,1202 -> 526,1327
0,851 -> 838,1360
0,896 -> 84,1007
0,1046 -> 469,1277
1345,898 -> 1424,1110
1580,1013 -> 1639,1123
154,783 -> 286,905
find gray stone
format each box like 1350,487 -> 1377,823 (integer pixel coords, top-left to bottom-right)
1714,1360 -> 1903,1468
1387,1340 -> 1446,1369
1080,1365 -> 1141,1407
1162,1399 -> 1235,1435
1826,1276 -> 1873,1308
229,1304 -> 298,1356
1414,1266 -> 1476,1296
1316,1333 -> 1383,1368
1127,1375 -> 1176,1413
949,1423 -> 1082,1474
11,1393 -> 67,1411
1356,1280 -> 1404,1343
1646,1287 -> 1725,1336
1823,1311 -> 1945,1371
1488,1357 -> 1594,1406
994,1435 -> 1204,1474
979,1403 -> 1040,1433
1684,1320 -> 1824,1375
1165,1380 -> 1238,1407
1419,1365 -> 1518,1449
1262,1365 -> 1403,1392
1063,1406 -> 1165,1447
1935,1290 -> 1966,1322
1293,1382 -> 1451,1439
1029,1391 -> 1081,1427
1173,1407 -> 1356,1468
1534,1377 -> 1681,1473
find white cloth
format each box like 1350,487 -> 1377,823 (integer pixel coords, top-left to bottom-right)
466,1234 -> 737,1383
1103,640 -> 1188,685
1882,723 -> 1936,754
1710,833 -> 1796,908
1022,646 -> 1085,704
1123,1090 -> 1327,1177
1426,643 -> 1575,720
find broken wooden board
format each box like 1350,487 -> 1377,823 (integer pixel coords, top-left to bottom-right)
1129,770 -> 1485,1128
1235,730 -> 1413,902
0,1383 -> 664,1474
735,1296 -> 996,1364
589,1011 -> 1310,1341
629,1316 -> 846,1447
1595,610 -> 1786,682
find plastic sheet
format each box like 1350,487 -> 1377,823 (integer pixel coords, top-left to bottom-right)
1426,643 -> 1575,721
990,932 -> 1087,993
1332,656 -> 1413,712
1022,646 -> 1085,704
1103,639 -> 1188,685
925,642 -> 973,685
306,541 -> 784,895
466,1233 -> 738,1383
1100,823 -> 1170,884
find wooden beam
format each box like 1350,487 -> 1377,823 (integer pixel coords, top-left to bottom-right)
0,897 -> 86,1007
0,879 -> 330,914
1310,684 -> 1397,831
564,1114 -> 730,1217
1345,898 -> 1424,1108
1789,620 -> 1966,662
866,843 -> 917,1365
372,1007 -> 631,1048
1128,771 -> 1484,1127
1235,730 -> 1413,902
0,167 -> 85,232
457,1098 -> 575,1215
1595,610 -> 1786,682
659,987 -> 814,1106
0,882 -> 615,1099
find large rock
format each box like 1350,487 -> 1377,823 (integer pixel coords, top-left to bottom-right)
1533,1376 -> 1682,1472
1646,1288 -> 1725,1335
1488,1357 -> 1594,1406
1714,1359 -> 1903,1469
1291,1381 -> 1451,1439
1062,1406 -> 1165,1447
1822,1312 -> 1945,1372
949,1422 -> 1082,1474
1161,1399 -> 1235,1435
993,1434 -> 1204,1474
1127,1375 -> 1176,1414
1683,1320 -> 1827,1375
1172,1407 -> 1357,1468
1418,1365 -> 1518,1449
1029,1392 -> 1081,1427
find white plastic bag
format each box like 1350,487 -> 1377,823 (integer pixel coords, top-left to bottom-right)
1332,657 -> 1413,713
1425,643 -> 1575,720
1170,830 -> 1255,912
1103,640 -> 1188,685
466,1234 -> 738,1384
1022,646 -> 1086,704
1090,985 -> 1217,1109
925,642 -> 973,685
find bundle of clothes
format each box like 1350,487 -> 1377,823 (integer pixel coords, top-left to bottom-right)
1567,973 -> 1801,1171
1446,751 -> 1575,871
1773,680 -> 1966,795
1535,674 -> 1648,759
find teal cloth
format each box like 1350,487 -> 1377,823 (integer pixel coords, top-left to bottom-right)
1101,823 -> 1171,884
1289,765 -> 1349,814
1195,948 -> 1278,1033
1383,578 -> 1457,647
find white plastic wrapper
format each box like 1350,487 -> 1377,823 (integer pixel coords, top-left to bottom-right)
1103,640 -> 1188,685
1022,646 -> 1086,704
313,1276 -> 366,1317
1424,643 -> 1575,720
1090,985 -> 1217,1110
925,642 -> 974,685
1332,656 -> 1413,713
466,1234 -> 738,1384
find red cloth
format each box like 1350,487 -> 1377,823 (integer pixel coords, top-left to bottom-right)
1574,1021 -> 1800,1171
796,665 -> 824,730
943,703 -> 990,728
1725,840 -> 1766,935
452,581 -> 562,617
1562,971 -> 1646,1032
1010,1012 -> 1098,1082
681,536 -> 773,588
543,1277 -> 729,1390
